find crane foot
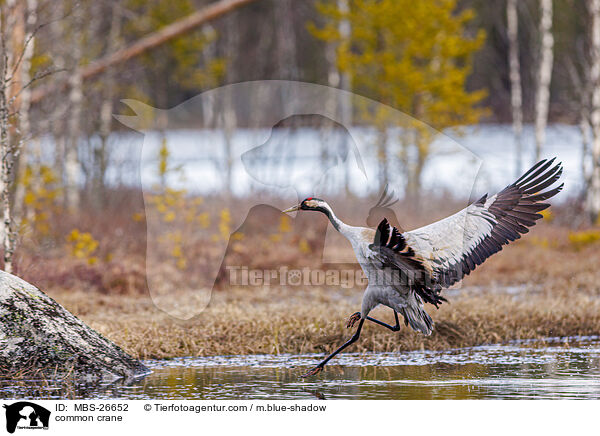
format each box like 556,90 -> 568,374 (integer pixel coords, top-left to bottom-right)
301,365 -> 323,378
346,312 -> 361,328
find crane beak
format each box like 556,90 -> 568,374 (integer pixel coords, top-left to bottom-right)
282,204 -> 300,213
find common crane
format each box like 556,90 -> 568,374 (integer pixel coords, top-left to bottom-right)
283,158 -> 563,377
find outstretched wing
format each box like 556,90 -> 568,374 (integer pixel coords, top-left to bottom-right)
370,158 -> 563,304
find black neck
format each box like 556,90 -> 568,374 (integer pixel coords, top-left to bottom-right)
316,206 -> 340,232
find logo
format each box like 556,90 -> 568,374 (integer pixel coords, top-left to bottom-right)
2,402 -> 50,434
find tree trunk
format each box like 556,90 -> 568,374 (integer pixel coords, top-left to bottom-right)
0,1 -> 17,274
376,126 -> 389,192
13,0 -> 37,222
65,15 -> 83,211
274,0 -> 298,81
0,68 -> 14,274
338,0 -> 352,194
587,0 -> 600,223
534,0 -> 554,161
220,14 -> 238,197
507,0 -> 523,177
94,3 -> 121,209
0,270 -> 148,380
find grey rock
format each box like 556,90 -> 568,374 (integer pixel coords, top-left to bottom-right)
0,270 -> 149,381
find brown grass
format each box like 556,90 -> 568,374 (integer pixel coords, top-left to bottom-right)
10,188 -> 600,360
46,264 -> 600,360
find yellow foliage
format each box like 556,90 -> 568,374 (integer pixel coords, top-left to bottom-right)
159,138 -> 169,181
540,209 -> 554,222
219,208 -> 231,240
19,165 -> 61,237
231,232 -> 244,240
163,211 -> 176,222
66,229 -> 99,262
269,234 -> 283,243
172,245 -> 183,258
568,230 -> 600,251
298,238 -> 311,254
529,236 -> 556,250
176,257 -> 187,270
310,0 -> 488,179
279,215 -> 292,233
197,212 -> 210,229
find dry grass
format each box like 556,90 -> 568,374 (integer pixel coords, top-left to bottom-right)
10,189 -> 600,360
46,264 -> 600,360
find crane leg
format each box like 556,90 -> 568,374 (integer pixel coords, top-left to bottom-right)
301,318 -> 365,378
347,310 -> 400,332
366,310 -> 400,331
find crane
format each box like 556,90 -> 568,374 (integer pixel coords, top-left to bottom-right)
283,158 -> 563,377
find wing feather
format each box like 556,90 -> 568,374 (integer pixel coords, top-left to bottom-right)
369,159 -> 564,305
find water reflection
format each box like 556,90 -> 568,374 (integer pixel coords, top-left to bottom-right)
2,337 -> 600,400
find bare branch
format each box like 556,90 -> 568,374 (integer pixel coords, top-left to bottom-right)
31,0 -> 258,104
8,21 -> 48,81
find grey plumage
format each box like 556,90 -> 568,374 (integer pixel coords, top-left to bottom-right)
284,158 -> 563,375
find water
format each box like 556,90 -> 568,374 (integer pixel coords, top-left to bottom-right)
2,336 -> 600,400
53,123 -> 583,198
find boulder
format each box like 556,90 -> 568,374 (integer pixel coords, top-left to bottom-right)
0,270 -> 149,381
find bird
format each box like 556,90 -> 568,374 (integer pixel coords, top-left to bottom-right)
282,158 -> 563,377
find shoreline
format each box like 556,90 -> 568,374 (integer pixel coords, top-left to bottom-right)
47,285 -> 600,361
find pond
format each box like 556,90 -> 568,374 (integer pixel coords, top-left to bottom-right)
2,336 -> 600,400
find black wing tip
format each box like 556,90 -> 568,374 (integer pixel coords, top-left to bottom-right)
516,158 -> 563,196
515,157 -> 562,187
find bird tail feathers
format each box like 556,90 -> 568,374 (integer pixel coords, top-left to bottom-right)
399,303 -> 433,336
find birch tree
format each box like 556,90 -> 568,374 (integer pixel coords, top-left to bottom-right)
0,1 -> 40,273
93,2 -> 122,208
12,0 -> 37,219
65,7 -> 83,212
312,0 -> 487,198
322,0 -> 352,193
0,3 -> 16,273
534,0 -> 554,161
587,0 -> 600,223
507,0 -> 523,177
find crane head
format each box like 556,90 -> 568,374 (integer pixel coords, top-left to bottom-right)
282,197 -> 327,213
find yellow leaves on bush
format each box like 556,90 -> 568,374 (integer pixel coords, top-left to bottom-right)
66,229 -> 99,265
159,231 -> 187,270
298,238 -> 311,254
568,230 -> 600,251
540,208 -> 554,222
158,138 -> 169,181
528,236 -> 556,250
19,165 -> 61,237
279,215 -> 292,233
163,211 -> 176,223
197,212 -> 210,229
269,234 -> 283,243
219,208 -> 231,240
